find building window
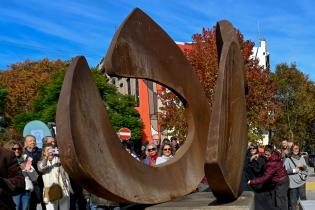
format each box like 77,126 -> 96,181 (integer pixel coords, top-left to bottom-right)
135,79 -> 140,107
127,78 -> 131,96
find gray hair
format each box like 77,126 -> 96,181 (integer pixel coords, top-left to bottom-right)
146,143 -> 157,151
42,136 -> 53,145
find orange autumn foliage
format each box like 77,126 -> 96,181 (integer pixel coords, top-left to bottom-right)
0,59 -> 68,125
159,26 -> 281,140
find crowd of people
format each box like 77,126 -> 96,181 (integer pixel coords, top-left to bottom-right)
245,140 -> 309,210
0,134 -> 181,210
0,132 -> 310,210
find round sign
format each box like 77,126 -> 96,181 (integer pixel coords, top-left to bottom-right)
118,128 -> 131,140
23,120 -> 52,148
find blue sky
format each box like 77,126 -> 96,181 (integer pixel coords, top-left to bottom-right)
1,0 -> 315,81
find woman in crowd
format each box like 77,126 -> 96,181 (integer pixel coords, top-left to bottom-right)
143,144 -> 158,166
156,142 -> 173,165
284,144 -> 308,210
38,143 -> 72,210
170,137 -> 180,154
122,140 -> 140,161
248,145 -> 289,210
10,141 -> 35,210
245,143 -> 276,210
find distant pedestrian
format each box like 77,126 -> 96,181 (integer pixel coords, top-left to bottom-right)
284,144 -> 308,210
11,141 -> 38,210
70,178 -> 87,210
170,137 -> 180,153
24,135 -> 45,210
152,134 -> 161,153
122,141 -> 139,160
140,141 -> 149,160
156,143 -> 173,165
281,139 -> 291,159
143,144 -> 158,166
245,143 -> 275,210
248,145 -> 289,210
38,143 -> 73,210
42,136 -> 57,148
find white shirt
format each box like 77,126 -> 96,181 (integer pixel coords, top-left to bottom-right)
156,155 -> 173,165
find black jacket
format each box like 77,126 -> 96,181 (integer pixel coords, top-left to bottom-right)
0,147 -> 25,210
246,154 -> 269,192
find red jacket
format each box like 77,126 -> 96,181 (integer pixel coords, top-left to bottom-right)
251,151 -> 288,185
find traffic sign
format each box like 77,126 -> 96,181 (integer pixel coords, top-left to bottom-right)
118,127 -> 131,140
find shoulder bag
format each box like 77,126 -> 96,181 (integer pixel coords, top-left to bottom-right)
289,157 -> 308,181
43,160 -> 63,202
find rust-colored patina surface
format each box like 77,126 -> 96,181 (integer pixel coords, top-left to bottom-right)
204,21 -> 247,201
56,8 -> 247,204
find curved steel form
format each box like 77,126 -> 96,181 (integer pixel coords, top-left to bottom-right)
56,8 -> 247,204
56,8 -> 210,204
205,20 -> 247,201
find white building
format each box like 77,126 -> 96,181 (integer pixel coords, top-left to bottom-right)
251,39 -> 270,145
251,39 -> 270,69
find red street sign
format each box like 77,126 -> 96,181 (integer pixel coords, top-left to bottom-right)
118,127 -> 131,140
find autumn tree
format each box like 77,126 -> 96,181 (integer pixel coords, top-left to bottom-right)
159,26 -> 281,142
244,52 -> 282,141
273,63 -> 315,147
0,86 -> 7,137
0,86 -> 7,117
13,68 -> 143,142
0,59 -> 68,125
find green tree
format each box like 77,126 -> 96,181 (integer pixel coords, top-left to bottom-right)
93,70 -> 143,141
159,27 -> 281,143
0,87 -> 8,145
0,59 -> 68,125
0,86 -> 7,134
0,86 -> 7,116
273,63 -> 315,148
13,68 -> 143,141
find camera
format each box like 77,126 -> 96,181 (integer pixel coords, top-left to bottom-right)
49,148 -> 59,156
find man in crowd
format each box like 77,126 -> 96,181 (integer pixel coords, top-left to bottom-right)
170,136 -> 180,153
42,136 -> 57,148
281,139 -> 292,159
152,134 -> 161,153
24,135 -> 46,210
0,146 -> 25,209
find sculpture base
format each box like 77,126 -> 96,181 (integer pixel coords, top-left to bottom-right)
145,191 -> 254,210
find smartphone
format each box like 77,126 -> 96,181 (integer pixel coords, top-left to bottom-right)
49,148 -> 59,155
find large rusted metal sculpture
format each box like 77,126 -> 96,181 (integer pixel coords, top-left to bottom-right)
56,8 -> 247,204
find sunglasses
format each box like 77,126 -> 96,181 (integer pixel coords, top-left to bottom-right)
249,147 -> 256,150
163,148 -> 171,151
148,148 -> 156,152
12,148 -> 22,151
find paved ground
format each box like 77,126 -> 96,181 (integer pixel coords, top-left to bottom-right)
35,167 -> 315,210
301,166 -> 315,209
306,166 -> 315,199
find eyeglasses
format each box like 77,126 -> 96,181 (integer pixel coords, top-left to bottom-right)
249,147 -> 256,150
163,148 -> 171,151
148,148 -> 156,152
12,148 -> 22,151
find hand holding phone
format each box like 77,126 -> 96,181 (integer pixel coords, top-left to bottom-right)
49,148 -> 59,155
